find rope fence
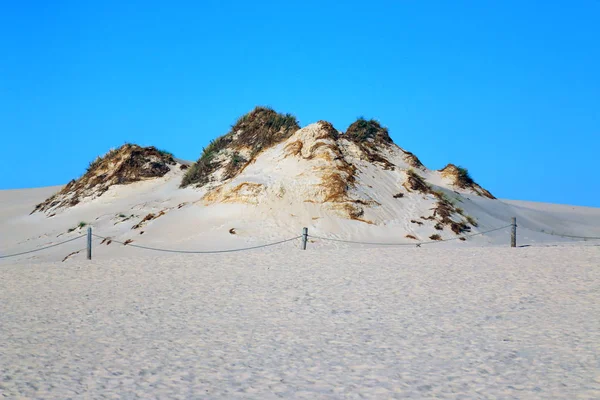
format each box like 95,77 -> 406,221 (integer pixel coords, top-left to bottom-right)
308,225 -> 513,246
91,233 -> 303,254
0,234 -> 87,259
1,217 -> 598,261
519,229 -> 600,240
495,218 -> 600,243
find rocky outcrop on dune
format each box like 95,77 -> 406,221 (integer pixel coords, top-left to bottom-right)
32,144 -> 176,215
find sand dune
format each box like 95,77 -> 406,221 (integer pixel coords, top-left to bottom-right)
1,114 -> 599,398
1,171 -> 599,264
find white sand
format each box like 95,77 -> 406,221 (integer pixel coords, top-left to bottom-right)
1,246 -> 599,399
1,139 -> 600,398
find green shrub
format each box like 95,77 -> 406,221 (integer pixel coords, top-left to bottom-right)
346,117 -> 392,143
456,166 -> 475,186
68,221 -> 87,233
86,156 -> 102,172
157,149 -> 174,158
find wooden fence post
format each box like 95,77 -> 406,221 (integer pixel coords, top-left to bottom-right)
87,227 -> 92,260
301,227 -> 308,250
511,217 -> 517,248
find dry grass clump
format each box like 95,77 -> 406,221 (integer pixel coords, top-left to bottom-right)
405,234 -> 419,240
62,250 -> 81,262
430,190 -> 472,235
393,192 -> 404,198
340,203 -> 374,224
403,169 -> 429,193
466,215 -> 478,227
401,177 -> 476,236
132,213 -> 155,230
450,221 -> 471,235
429,234 -> 442,241
367,151 -> 395,170
132,210 -> 166,230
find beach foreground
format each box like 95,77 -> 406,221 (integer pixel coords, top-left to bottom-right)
1,246 -> 599,399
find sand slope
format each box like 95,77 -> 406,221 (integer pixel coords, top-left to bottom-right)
1,173 -> 599,264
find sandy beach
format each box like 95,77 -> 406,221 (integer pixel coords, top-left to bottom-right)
1,246 -> 598,399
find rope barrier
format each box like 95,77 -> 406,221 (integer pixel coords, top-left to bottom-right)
0,234 -> 86,259
308,225 -> 513,246
1,220 -> 597,261
92,234 -> 303,254
525,230 -> 600,240
494,218 -> 600,240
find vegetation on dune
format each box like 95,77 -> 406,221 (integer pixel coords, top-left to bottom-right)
344,117 -> 395,169
157,148 -> 174,159
466,215 -> 478,227
181,106 -> 300,188
404,169 -> 430,193
180,135 -> 234,187
402,170 -> 477,235
68,221 -> 88,233
33,144 -> 175,215
345,117 -> 393,144
455,166 -> 475,187
440,163 -> 494,199
86,144 -> 174,174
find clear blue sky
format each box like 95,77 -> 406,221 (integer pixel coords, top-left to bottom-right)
1,1 -> 598,206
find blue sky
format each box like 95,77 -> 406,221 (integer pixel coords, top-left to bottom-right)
1,1 -> 599,206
